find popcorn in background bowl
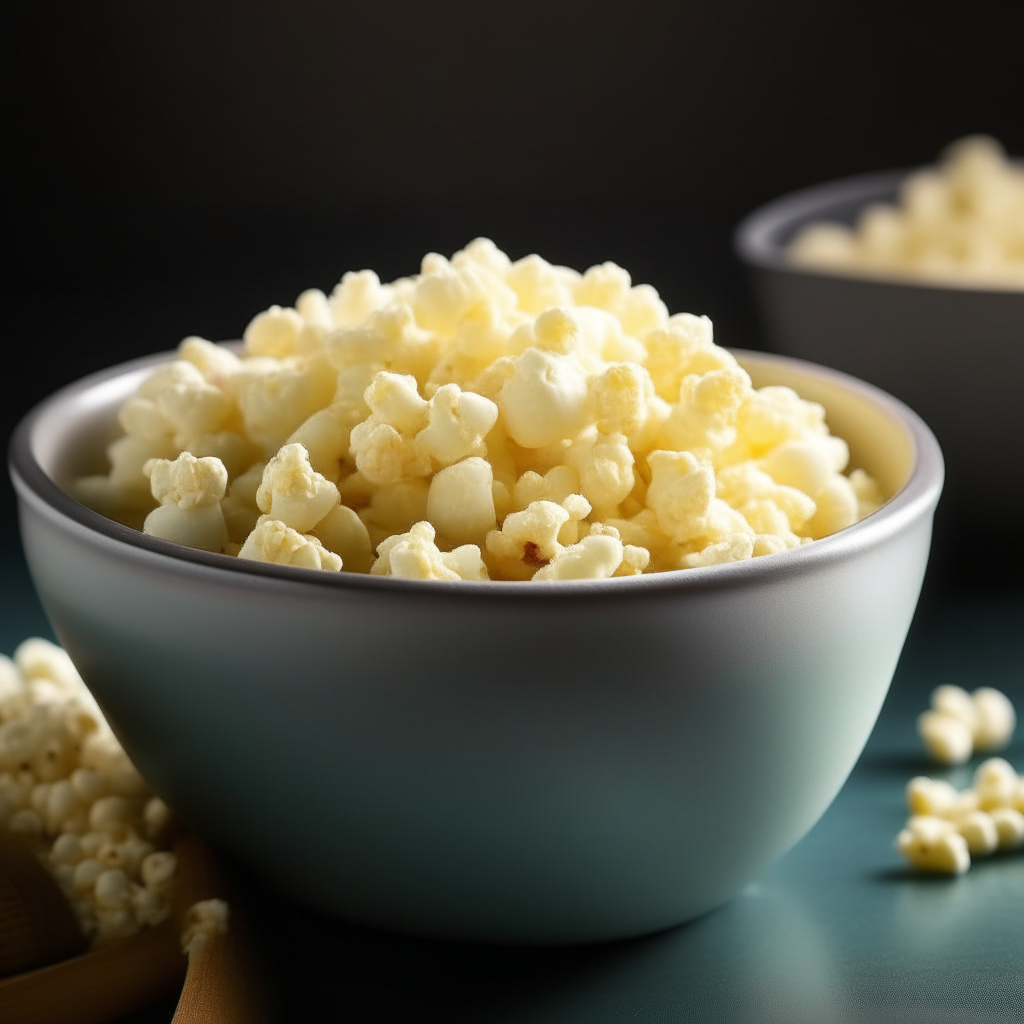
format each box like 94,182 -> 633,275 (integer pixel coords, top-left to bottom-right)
788,136 -> 1024,290
734,138 -> 1024,583
71,240 -> 886,581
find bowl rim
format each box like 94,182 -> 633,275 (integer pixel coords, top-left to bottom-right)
733,165 -> 1024,296
9,346 -> 943,604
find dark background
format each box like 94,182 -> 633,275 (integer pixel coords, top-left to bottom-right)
4,0 -> 1023,586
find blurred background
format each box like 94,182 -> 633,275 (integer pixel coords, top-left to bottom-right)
3,0 -> 1023,599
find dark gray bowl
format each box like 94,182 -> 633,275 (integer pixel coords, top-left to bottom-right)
735,170 -> 1024,578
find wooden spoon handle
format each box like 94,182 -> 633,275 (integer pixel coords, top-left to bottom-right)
172,928 -> 259,1024
170,835 -> 270,1024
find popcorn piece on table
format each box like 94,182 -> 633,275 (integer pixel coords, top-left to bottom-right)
892,815 -> 970,872
898,756 -> 1024,873
918,684 -> 1016,764
896,816 -> 971,875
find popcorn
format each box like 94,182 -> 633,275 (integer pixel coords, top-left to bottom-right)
896,816 -> 971,875
426,457 -> 496,546
371,521 -> 489,581
646,451 -> 715,544
898,757 -> 1024,874
532,532 -> 624,581
181,898 -> 230,956
1,638 -> 179,946
788,136 -> 1024,289
918,685 -> 1016,764
414,384 -> 499,470
898,689 -> 1023,876
238,517 -> 343,571
76,241 -> 885,581
244,305 -> 305,359
256,443 -> 340,534
498,348 -> 589,449
485,497 -> 584,580
314,504 -> 373,574
142,452 -> 229,552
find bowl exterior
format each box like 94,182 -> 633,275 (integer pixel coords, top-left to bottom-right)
14,484 -> 932,944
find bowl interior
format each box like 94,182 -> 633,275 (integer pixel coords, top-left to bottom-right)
29,348 -> 917,527
742,356 -> 913,502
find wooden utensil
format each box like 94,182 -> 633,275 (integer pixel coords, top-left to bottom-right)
170,833 -> 270,1024
0,830 -> 269,1023
0,828 -> 87,977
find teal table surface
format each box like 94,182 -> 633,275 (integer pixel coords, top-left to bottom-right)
1,552 -> 1021,1024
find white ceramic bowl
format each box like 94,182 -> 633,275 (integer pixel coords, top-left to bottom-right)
735,168 -> 1024,572
9,347 -> 942,944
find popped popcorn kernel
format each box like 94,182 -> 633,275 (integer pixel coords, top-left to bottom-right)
244,305 -> 304,359
498,347 -> 589,449
142,452 -> 229,553
972,687 -> 1016,752
238,517 -> 343,571
906,776 -> 959,817
181,898 -> 230,956
415,384 -> 499,469
918,709 -> 974,766
426,457 -> 496,546
646,450 -> 715,544
76,242 -> 885,580
371,521 -> 487,581
256,443 -> 340,534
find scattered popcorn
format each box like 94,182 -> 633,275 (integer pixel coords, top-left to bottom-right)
788,136 -> 1024,290
74,241 -> 886,580
897,757 -> 1024,874
918,685 -> 1016,764
896,816 -> 971,875
1,638 -> 178,946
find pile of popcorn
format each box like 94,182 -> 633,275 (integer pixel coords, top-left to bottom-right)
788,136 -> 1024,289
897,758 -> 1024,875
74,239 -> 885,582
897,684 -> 1021,875
0,639 -> 177,946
